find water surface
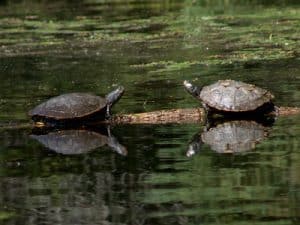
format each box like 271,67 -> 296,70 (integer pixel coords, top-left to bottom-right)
0,1 -> 299,224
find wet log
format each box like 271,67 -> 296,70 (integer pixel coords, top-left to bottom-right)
1,107 -> 300,130
110,106 -> 300,125
111,108 -> 206,124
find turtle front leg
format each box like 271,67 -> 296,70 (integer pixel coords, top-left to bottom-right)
105,105 -> 111,119
202,103 -> 211,114
202,103 -> 212,125
274,106 -> 279,117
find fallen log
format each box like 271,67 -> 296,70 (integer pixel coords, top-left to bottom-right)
111,108 -> 206,124
1,107 -> 300,130
110,106 -> 300,125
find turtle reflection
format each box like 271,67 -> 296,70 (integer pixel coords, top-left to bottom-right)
186,119 -> 273,156
30,127 -> 127,156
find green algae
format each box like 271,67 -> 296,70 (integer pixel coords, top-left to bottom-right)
1,1 -> 299,73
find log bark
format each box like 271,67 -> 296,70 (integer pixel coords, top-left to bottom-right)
275,106 -> 300,116
111,108 -> 206,124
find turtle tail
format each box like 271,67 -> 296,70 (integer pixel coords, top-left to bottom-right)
183,80 -> 202,98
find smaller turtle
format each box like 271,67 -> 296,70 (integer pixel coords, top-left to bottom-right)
29,86 -> 124,127
183,80 -> 275,115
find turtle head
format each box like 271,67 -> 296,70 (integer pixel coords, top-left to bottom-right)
106,86 -> 125,107
105,86 -> 125,118
183,80 -> 202,98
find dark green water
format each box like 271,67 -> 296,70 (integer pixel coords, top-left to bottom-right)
0,1 -> 300,224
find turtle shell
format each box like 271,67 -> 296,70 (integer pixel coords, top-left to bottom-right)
29,93 -> 107,120
200,80 -> 274,112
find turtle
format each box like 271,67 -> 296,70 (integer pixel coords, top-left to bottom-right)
30,127 -> 127,156
186,119 -> 271,156
183,80 -> 275,116
29,86 -> 124,127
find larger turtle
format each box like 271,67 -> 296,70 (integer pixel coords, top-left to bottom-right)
183,80 -> 275,115
29,86 -> 124,126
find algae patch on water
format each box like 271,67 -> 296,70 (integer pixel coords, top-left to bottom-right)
0,1 -> 299,70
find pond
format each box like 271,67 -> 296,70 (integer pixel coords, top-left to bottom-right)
0,0 -> 300,224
